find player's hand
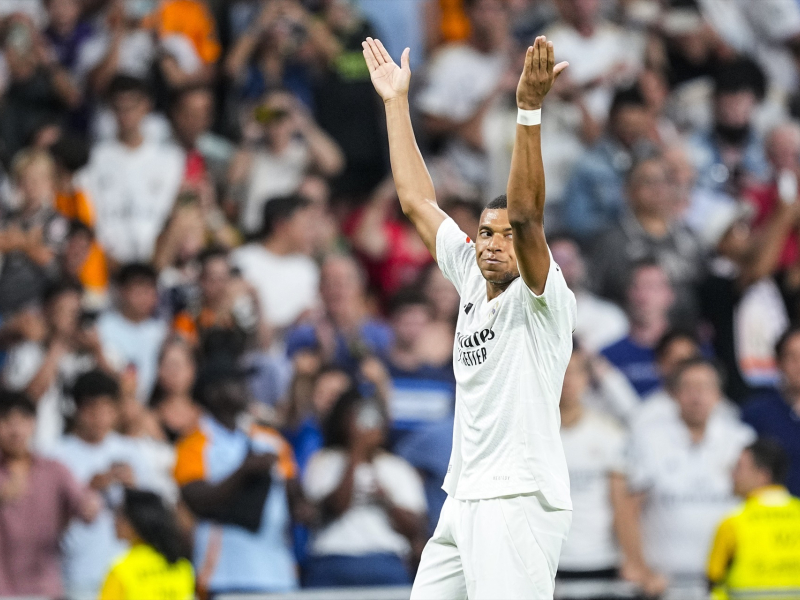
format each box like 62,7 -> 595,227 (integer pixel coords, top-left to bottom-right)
362,37 -> 410,103
516,36 -> 569,110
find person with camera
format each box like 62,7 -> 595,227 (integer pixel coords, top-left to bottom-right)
2,279 -> 113,451
302,389 -> 427,587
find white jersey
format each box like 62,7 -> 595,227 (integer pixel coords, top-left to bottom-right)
559,409 -> 626,571
436,218 -> 576,508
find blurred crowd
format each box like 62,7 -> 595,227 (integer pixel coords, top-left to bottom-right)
1,0 -> 800,598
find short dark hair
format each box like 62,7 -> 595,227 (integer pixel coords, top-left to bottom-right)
107,75 -> 152,102
42,278 -> 83,305
655,328 -> 700,361
626,258 -> 664,290
116,263 -> 158,287
669,356 -> 722,391
485,194 -> 507,210
72,370 -> 120,408
0,389 -> 36,418
775,326 -> 800,361
198,246 -> 229,270
50,133 -> 90,173
609,85 -> 647,119
388,288 -> 431,317
714,57 -> 766,101
67,219 -> 94,240
747,438 -> 789,485
169,83 -> 213,113
260,195 -> 312,239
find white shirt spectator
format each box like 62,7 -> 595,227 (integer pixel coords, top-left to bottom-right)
574,290 -> 629,353
698,0 -> 800,92
97,311 -> 168,401
633,388 -> 742,429
559,409 -> 626,571
49,431 -> 156,597
75,29 -> 156,86
2,342 -> 95,451
303,449 -> 426,557
82,139 -> 184,263
231,243 -> 319,329
416,45 -> 506,194
240,142 -> 310,235
543,21 -> 644,120
627,407 -> 755,580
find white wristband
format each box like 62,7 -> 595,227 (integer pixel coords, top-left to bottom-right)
517,108 -> 542,126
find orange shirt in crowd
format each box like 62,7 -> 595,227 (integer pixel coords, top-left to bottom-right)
147,0 -> 222,65
440,0 -> 470,42
54,190 -> 109,294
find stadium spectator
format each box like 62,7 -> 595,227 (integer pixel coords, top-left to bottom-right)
744,122 -> 800,271
227,90 -> 344,235
550,234 -> 628,352
44,0 -> 95,78
416,0 -> 513,197
302,390 -> 427,587
100,488 -> 194,600
283,358 -> 354,474
97,263 -> 168,401
51,369 -> 157,598
742,327 -> 800,496
627,358 -> 755,587
557,347 -> 641,587
232,194 -> 319,331
417,262 -> 460,366
697,198 -> 800,400
149,337 -> 200,444
561,86 -> 657,241
706,439 -> 800,599
50,134 -> 109,304
384,290 -> 455,436
286,254 -> 393,374
539,0 -> 644,210
590,155 -> 704,316
688,58 -> 769,197
394,418 -> 453,536
3,280 -> 111,450
169,84 -> 235,188
82,76 -> 184,265
174,361 -> 303,595
350,178 -> 433,301
601,260 -> 675,398
0,149 -> 68,315
0,389 -> 99,597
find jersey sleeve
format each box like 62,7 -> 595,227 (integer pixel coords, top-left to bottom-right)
435,217 -> 476,295
707,515 -> 737,584
174,429 -> 208,486
518,249 -> 577,333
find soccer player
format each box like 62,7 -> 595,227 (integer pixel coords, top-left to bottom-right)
362,36 -> 574,599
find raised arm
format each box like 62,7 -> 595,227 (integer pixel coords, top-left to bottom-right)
506,36 -> 568,294
362,38 -> 446,260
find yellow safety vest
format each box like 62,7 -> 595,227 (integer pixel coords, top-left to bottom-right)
708,486 -> 800,600
98,543 -> 194,600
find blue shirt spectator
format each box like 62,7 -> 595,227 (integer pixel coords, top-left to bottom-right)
560,86 -> 656,242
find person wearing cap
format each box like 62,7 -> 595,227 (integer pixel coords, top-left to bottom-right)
0,388 -> 100,597
174,360 -> 309,595
697,196 -> 800,402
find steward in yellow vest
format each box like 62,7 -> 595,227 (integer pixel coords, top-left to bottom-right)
707,439 -> 800,600
99,489 -> 194,600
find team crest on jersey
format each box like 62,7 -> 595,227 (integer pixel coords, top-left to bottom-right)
456,328 -> 495,366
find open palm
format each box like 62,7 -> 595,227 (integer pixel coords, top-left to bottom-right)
362,37 -> 411,102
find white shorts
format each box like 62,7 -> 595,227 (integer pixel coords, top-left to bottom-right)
410,492 -> 571,600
